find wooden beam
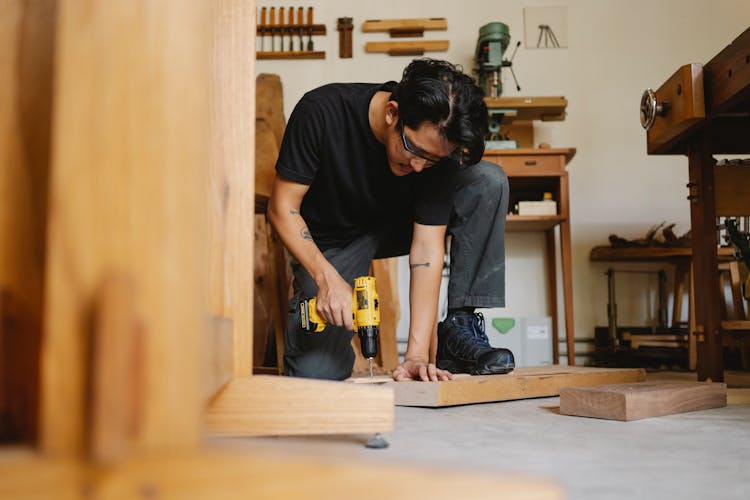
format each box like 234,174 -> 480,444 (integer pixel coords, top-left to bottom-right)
559,381 -> 727,421
0,0 -> 56,445
362,18 -> 448,33
41,0 -> 211,455
703,27 -> 750,116
365,40 -> 449,55
206,376 -> 394,435
0,448 -> 563,500
374,366 -> 645,407
205,316 -> 235,400
0,449 -> 81,499
208,0 -> 256,378
645,64 -> 705,154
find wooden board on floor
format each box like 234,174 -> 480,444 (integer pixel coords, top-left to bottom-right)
206,375 -> 394,436
0,447 -> 564,500
559,381 -> 727,421
373,366 -> 646,407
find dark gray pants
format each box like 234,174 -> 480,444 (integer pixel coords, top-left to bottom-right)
283,160 -> 509,380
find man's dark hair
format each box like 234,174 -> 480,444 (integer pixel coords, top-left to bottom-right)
390,59 -> 488,166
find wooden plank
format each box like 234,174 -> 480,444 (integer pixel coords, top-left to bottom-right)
205,316 -> 235,400
365,40 -> 449,54
376,366 -> 645,407
703,27 -> 750,116
485,97 -> 568,123
206,375 -> 394,435
715,165 -> 750,216
362,18 -> 448,32
0,448 -> 563,500
0,0 -> 56,445
88,276 -> 144,464
0,449 -> 81,500
369,258 -> 401,371
41,0 -> 210,455
646,64 -> 705,154
722,320 -> 750,330
208,0 -> 256,378
590,245 -> 736,262
725,370 -> 750,388
559,382 -> 727,421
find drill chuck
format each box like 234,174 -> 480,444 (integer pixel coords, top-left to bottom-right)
358,325 -> 379,359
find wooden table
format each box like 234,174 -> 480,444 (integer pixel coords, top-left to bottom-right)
590,245 -> 739,369
483,148 -> 576,365
643,27 -> 750,381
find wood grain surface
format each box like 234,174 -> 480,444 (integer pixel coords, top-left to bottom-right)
560,381 -> 727,421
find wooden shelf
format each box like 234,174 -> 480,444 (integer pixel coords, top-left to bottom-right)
485,97 -> 568,124
362,17 -> 447,38
256,24 -> 326,37
506,215 -> 565,232
365,40 -> 449,56
257,51 -> 324,60
590,245 -> 737,262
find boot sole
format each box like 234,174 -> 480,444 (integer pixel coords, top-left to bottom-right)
471,365 -> 515,376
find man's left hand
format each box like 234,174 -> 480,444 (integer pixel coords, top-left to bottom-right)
392,359 -> 453,382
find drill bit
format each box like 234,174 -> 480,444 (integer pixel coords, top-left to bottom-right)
369,357 -> 374,381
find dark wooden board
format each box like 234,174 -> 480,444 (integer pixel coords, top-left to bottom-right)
560,381 -> 727,421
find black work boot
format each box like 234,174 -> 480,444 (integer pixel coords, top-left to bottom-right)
436,312 -> 515,375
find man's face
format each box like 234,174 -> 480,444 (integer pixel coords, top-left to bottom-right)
386,118 -> 457,177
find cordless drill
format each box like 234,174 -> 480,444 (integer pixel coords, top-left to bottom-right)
300,276 -> 380,379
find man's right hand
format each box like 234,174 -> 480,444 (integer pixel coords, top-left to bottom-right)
315,272 -> 354,331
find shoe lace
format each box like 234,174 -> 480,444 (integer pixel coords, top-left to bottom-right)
470,313 -> 492,348
447,313 -> 492,359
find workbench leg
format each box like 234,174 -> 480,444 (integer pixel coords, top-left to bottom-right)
560,220 -> 576,366
688,133 -> 723,381
545,230 -> 559,363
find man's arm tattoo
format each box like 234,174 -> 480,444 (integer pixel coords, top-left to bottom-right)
409,261 -> 430,269
289,209 -> 300,215
300,226 -> 313,241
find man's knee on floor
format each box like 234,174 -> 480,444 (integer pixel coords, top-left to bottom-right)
284,349 -> 354,381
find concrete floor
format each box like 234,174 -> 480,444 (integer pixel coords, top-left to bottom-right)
217,372 -> 750,500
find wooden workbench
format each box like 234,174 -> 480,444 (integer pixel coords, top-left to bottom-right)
643,27 -> 750,381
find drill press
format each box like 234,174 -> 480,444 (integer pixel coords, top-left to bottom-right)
474,22 -> 521,99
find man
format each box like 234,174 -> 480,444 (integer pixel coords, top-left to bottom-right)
268,59 -> 514,382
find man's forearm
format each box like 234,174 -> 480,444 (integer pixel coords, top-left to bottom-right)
268,186 -> 337,289
405,233 -> 445,363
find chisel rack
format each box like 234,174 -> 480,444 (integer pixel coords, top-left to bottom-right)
257,6 -> 326,60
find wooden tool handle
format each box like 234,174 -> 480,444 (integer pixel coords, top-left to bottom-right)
298,7 -> 303,25
269,6 -> 275,25
307,6 -> 313,25
279,7 -> 284,25
288,7 -> 294,25
260,6 -> 266,26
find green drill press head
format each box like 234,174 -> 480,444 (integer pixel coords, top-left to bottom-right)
475,22 -> 511,98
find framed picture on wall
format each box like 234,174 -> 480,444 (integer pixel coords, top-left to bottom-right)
523,6 -> 568,49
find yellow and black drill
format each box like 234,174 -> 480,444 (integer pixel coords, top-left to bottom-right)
300,276 -> 380,379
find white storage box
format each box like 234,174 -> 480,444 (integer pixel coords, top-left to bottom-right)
517,200 -> 557,216
481,309 -> 553,367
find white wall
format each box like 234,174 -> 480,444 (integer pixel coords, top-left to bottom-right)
257,1 -> 750,362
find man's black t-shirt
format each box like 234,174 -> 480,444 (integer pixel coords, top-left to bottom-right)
275,82 -> 457,250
